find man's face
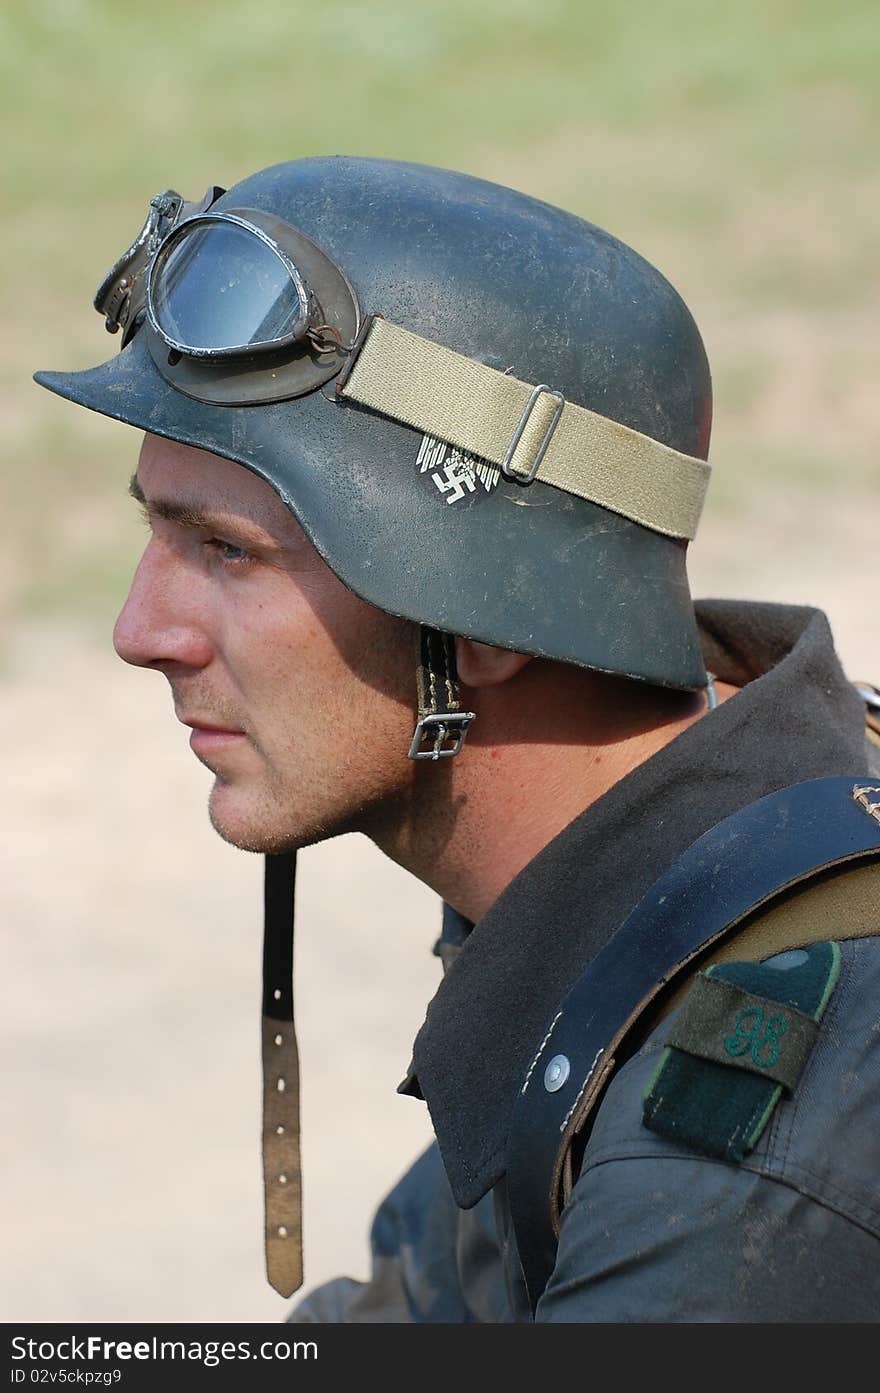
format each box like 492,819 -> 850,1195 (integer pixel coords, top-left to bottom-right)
114,434 -> 418,853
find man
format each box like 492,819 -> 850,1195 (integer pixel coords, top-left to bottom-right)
36,157 -> 880,1322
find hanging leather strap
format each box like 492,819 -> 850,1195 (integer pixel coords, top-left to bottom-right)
507,774 -> 880,1314
261,852 -> 303,1297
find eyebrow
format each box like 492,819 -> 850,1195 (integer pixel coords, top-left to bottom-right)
128,471 -> 272,541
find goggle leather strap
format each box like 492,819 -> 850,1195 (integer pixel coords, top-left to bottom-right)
261,852 -> 303,1297
410,627 -> 476,760
338,315 -> 710,541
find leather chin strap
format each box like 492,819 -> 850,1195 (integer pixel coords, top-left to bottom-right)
262,852 -> 302,1297
409,625 -> 476,760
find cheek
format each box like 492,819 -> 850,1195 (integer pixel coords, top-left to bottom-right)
276,570 -> 416,703
334,601 -> 417,711
213,578 -> 413,728
212,571 -> 313,651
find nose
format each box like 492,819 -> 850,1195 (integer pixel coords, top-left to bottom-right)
113,537 -> 213,672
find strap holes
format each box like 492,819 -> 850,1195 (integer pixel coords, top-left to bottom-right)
275,1125 -> 285,1135
278,1226 -> 287,1238
273,989 -> 282,1001
274,1034 -> 283,1046
277,1077 -> 286,1092
279,1174 -> 287,1184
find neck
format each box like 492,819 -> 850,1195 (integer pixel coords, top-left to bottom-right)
367,663 -> 739,923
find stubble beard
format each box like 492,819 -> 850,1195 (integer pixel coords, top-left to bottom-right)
204,747 -> 417,857
205,769 -> 345,856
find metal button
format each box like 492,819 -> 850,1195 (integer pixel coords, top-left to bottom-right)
544,1053 -> 570,1092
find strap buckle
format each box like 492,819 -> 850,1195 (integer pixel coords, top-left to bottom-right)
501,384 -> 565,484
408,711 -> 476,760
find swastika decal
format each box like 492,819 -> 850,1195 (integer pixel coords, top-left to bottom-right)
416,434 -> 500,508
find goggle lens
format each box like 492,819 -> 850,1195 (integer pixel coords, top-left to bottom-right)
150,218 -> 310,357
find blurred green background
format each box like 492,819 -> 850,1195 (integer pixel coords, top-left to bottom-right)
4,0 -> 878,637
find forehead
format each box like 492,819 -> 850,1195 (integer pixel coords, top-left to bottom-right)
137,433 -> 294,532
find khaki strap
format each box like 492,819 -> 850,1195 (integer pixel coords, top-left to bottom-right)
341,316 -> 710,541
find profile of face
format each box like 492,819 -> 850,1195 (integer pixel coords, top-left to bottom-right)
114,434 -> 419,854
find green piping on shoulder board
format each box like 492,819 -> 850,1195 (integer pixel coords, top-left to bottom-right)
642,941 -> 841,1164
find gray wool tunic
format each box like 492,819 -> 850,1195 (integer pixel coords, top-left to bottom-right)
291,601 -> 880,1323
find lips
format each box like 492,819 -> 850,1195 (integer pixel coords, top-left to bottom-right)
187,724 -> 248,757
181,718 -> 245,735
176,713 -> 248,758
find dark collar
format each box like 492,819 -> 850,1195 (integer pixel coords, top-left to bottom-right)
401,601 -> 869,1209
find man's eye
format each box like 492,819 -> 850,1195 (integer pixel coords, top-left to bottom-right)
206,538 -> 251,565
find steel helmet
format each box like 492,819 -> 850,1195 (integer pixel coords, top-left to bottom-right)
36,157 -> 712,712
34,156 -> 714,1297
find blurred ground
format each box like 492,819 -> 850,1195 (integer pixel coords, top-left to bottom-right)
2,0 -> 877,1324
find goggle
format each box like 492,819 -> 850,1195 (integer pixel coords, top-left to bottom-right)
93,187 -> 710,543
94,188 -> 360,404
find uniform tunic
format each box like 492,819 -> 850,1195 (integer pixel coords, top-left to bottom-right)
291,600 -> 880,1322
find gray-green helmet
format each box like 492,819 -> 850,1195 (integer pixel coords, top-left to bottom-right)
36,156 -> 713,708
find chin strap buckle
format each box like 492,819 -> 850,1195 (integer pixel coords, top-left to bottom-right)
409,626 -> 476,760
409,709 -> 476,760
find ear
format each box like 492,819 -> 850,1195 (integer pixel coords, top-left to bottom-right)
455,636 -> 532,689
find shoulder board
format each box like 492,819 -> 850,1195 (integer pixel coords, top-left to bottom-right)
642,940 -> 841,1162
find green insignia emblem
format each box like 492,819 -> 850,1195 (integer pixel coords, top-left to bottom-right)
723,1006 -> 789,1069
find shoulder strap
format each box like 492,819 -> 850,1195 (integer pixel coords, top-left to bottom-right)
506,774 -> 880,1314
648,857 -> 877,1029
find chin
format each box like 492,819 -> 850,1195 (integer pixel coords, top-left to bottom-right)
206,782 -> 344,855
